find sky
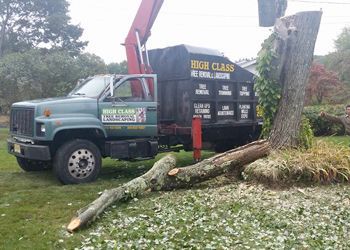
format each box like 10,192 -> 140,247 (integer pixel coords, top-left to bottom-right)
68,0 -> 350,64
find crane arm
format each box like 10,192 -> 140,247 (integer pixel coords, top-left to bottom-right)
124,0 -> 164,75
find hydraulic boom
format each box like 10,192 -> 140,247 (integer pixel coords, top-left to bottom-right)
124,0 -> 164,96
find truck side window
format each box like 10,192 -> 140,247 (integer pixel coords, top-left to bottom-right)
115,81 -> 133,99
114,78 -> 153,102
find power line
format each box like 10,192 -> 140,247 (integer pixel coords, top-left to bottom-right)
168,22 -> 350,28
290,0 -> 350,4
163,11 -> 350,20
163,11 -> 257,18
164,12 -> 350,21
326,16 -> 350,18
322,22 -> 350,25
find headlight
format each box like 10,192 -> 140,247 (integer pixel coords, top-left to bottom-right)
36,122 -> 46,136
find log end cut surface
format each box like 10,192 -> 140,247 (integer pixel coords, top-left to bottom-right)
67,217 -> 81,233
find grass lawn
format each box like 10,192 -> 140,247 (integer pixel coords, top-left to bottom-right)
0,129 -> 349,249
317,135 -> 350,147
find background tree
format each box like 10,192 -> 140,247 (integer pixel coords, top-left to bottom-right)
107,61 -> 128,74
305,63 -> 342,105
321,27 -> 350,85
76,53 -> 107,79
334,27 -> 350,52
0,49 -> 106,113
0,0 -> 87,57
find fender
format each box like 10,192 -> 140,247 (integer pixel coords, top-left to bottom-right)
35,114 -> 107,141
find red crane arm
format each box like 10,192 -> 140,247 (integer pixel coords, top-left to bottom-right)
124,0 -> 164,75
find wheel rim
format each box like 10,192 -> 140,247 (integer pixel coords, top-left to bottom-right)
68,148 -> 95,179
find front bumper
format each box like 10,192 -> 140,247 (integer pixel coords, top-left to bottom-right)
7,138 -> 51,161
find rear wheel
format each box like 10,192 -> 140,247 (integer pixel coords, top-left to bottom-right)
53,139 -> 101,185
16,157 -> 52,171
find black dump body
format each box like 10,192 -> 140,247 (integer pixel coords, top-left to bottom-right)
149,44 -> 260,148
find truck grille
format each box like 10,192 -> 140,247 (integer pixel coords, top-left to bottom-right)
10,107 -> 35,137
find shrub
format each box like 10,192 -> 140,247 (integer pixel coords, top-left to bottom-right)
243,140 -> 350,185
298,116 -> 314,149
303,104 -> 345,136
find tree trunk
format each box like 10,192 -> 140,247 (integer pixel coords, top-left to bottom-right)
269,11 -> 322,149
67,140 -> 270,232
0,23 -> 6,58
0,2 -> 10,58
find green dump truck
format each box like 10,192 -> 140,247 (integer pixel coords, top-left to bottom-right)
8,45 -> 261,184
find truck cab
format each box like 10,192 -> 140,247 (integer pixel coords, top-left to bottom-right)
8,74 -> 159,184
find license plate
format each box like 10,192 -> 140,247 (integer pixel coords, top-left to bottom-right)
14,144 -> 21,153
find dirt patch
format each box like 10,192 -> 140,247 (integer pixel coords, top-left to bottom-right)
0,115 -> 9,128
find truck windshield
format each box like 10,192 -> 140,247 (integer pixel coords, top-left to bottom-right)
69,76 -> 111,98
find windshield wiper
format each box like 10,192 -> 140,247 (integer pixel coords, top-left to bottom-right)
72,92 -> 86,96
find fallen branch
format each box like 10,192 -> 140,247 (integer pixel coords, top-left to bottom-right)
67,155 -> 177,232
67,140 -> 270,232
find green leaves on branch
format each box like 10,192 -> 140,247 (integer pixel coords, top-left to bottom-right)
255,35 -> 281,138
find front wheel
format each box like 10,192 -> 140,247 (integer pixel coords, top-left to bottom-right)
53,139 -> 101,184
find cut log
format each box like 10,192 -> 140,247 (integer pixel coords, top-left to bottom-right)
161,140 -> 270,190
67,140 -> 270,232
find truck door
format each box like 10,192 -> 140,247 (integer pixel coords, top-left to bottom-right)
98,75 -> 157,138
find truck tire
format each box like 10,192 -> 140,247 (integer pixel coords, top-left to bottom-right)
53,139 -> 101,185
16,157 -> 52,171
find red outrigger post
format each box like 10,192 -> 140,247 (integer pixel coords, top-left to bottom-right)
124,0 -> 164,97
192,117 -> 202,162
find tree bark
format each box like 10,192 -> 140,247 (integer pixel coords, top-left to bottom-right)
67,140 -> 270,232
269,11 -> 322,149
